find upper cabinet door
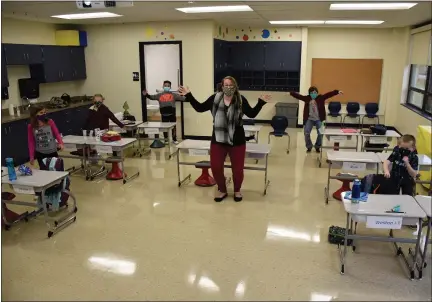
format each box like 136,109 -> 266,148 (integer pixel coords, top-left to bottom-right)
70,47 -> 87,80
1,46 -> 9,87
230,42 -> 249,70
39,45 -> 63,82
3,44 -> 42,65
214,40 -> 224,70
247,42 -> 265,70
264,43 -> 285,70
280,42 -> 302,71
4,44 -> 28,65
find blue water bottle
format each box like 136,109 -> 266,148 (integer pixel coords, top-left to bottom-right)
352,179 -> 361,201
6,158 -> 17,181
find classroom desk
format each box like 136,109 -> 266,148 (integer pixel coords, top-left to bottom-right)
62,135 -> 139,184
175,140 -> 271,195
412,195 -> 431,279
109,120 -> 145,157
325,151 -> 381,204
244,125 -> 262,143
318,129 -> 360,168
1,169 -> 77,238
340,193 -> 426,280
137,122 -> 177,158
360,130 -> 400,152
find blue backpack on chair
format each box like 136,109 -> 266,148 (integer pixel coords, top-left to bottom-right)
40,157 -> 70,211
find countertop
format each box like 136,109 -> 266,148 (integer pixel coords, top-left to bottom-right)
1,101 -> 93,124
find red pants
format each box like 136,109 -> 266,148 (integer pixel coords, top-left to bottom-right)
210,143 -> 246,193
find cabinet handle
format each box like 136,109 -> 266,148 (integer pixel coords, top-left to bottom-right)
23,53 -> 26,60
9,126 -> 11,133
282,62 -> 285,67
58,71 -> 61,78
244,62 -> 246,67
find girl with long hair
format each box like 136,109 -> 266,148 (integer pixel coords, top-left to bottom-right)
178,76 -> 271,202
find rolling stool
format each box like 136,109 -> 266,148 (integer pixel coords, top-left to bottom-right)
194,161 -> 216,187
106,156 -> 126,180
333,173 -> 358,201
1,193 -> 28,230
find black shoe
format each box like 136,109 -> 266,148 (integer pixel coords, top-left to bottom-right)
214,193 -> 228,202
234,195 -> 243,202
315,147 -> 320,153
306,148 -> 312,153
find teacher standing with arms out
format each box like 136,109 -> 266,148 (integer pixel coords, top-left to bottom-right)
178,76 -> 271,202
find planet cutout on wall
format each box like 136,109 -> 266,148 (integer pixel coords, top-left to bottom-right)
218,26 -> 222,35
289,34 -> 292,37
169,34 -> 175,39
226,27 -> 228,34
161,32 -> 164,35
261,29 -> 270,39
236,36 -> 239,40
242,34 -> 249,41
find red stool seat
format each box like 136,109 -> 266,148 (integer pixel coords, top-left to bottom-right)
1,193 -> 20,228
194,161 -> 216,187
106,162 -> 127,180
332,173 -> 358,201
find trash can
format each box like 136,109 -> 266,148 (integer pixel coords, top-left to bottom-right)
275,102 -> 298,128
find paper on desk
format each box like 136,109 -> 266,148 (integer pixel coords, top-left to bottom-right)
189,149 -> 208,156
63,143 -> 77,151
342,162 -> 366,172
369,137 -> 387,144
366,216 -> 402,229
12,185 -> 35,195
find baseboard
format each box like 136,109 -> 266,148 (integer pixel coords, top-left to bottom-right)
183,135 -> 212,140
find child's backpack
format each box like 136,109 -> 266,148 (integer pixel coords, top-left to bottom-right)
361,174 -> 399,195
328,225 -> 352,246
40,157 -> 70,211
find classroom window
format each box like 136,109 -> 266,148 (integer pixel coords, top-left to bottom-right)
406,64 -> 432,118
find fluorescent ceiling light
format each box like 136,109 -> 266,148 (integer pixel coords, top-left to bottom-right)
325,20 -> 384,25
176,5 -> 252,13
269,20 -> 325,25
330,3 -> 417,10
51,12 -> 122,20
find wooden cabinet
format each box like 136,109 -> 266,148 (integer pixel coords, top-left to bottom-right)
3,44 -> 43,65
70,47 -> 87,80
213,39 -> 302,91
1,119 -> 29,166
1,45 -> 9,88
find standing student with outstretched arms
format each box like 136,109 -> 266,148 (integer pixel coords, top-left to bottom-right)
178,76 -> 271,202
290,86 -> 342,152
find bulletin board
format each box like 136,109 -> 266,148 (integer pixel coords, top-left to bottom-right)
311,58 -> 383,104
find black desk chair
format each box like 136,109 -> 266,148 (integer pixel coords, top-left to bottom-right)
342,102 -> 360,127
361,103 -> 379,127
268,116 -> 290,154
327,101 -> 343,124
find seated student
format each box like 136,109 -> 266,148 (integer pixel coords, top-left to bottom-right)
84,94 -> 124,131
142,80 -> 184,144
383,134 -> 418,195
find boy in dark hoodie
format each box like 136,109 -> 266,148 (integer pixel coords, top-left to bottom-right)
143,80 -> 184,144
290,86 -> 342,152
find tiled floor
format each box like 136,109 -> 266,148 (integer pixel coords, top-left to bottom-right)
1,127 -> 431,301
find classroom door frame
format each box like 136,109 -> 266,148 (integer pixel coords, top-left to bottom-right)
138,41 -> 185,139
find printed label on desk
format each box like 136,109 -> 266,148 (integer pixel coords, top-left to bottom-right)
145,128 -> 160,135
369,137 -> 387,144
95,145 -> 112,154
12,185 -> 35,195
366,216 -> 403,229
342,162 -> 366,172
189,149 -> 208,156
63,143 -> 77,151
329,136 -> 347,142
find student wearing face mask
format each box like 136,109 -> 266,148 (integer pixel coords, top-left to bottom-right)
84,94 -> 124,131
290,86 -> 342,152
142,80 -> 185,144
383,134 -> 418,195
28,105 -> 64,167
178,76 -> 271,202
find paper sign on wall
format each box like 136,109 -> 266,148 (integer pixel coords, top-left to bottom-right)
145,128 -> 160,135
342,162 -> 366,171
369,137 -> 388,144
366,216 -> 403,229
95,145 -> 113,154
63,143 -> 77,151
12,185 -> 35,195
189,149 -> 208,156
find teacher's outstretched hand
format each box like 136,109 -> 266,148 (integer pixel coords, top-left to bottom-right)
178,86 -> 190,96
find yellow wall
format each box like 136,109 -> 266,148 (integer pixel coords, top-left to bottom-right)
1,18 -> 85,109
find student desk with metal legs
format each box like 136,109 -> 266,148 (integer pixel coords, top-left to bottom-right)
1,170 -> 77,238
244,125 -> 262,143
175,140 -> 271,195
412,195 -> 431,279
360,130 -> 400,152
340,193 -> 426,280
109,120 -> 144,157
318,129 -> 360,167
325,151 -> 381,204
137,122 -> 177,159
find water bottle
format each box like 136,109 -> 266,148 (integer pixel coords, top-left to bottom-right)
6,158 -> 17,181
351,179 -> 361,201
